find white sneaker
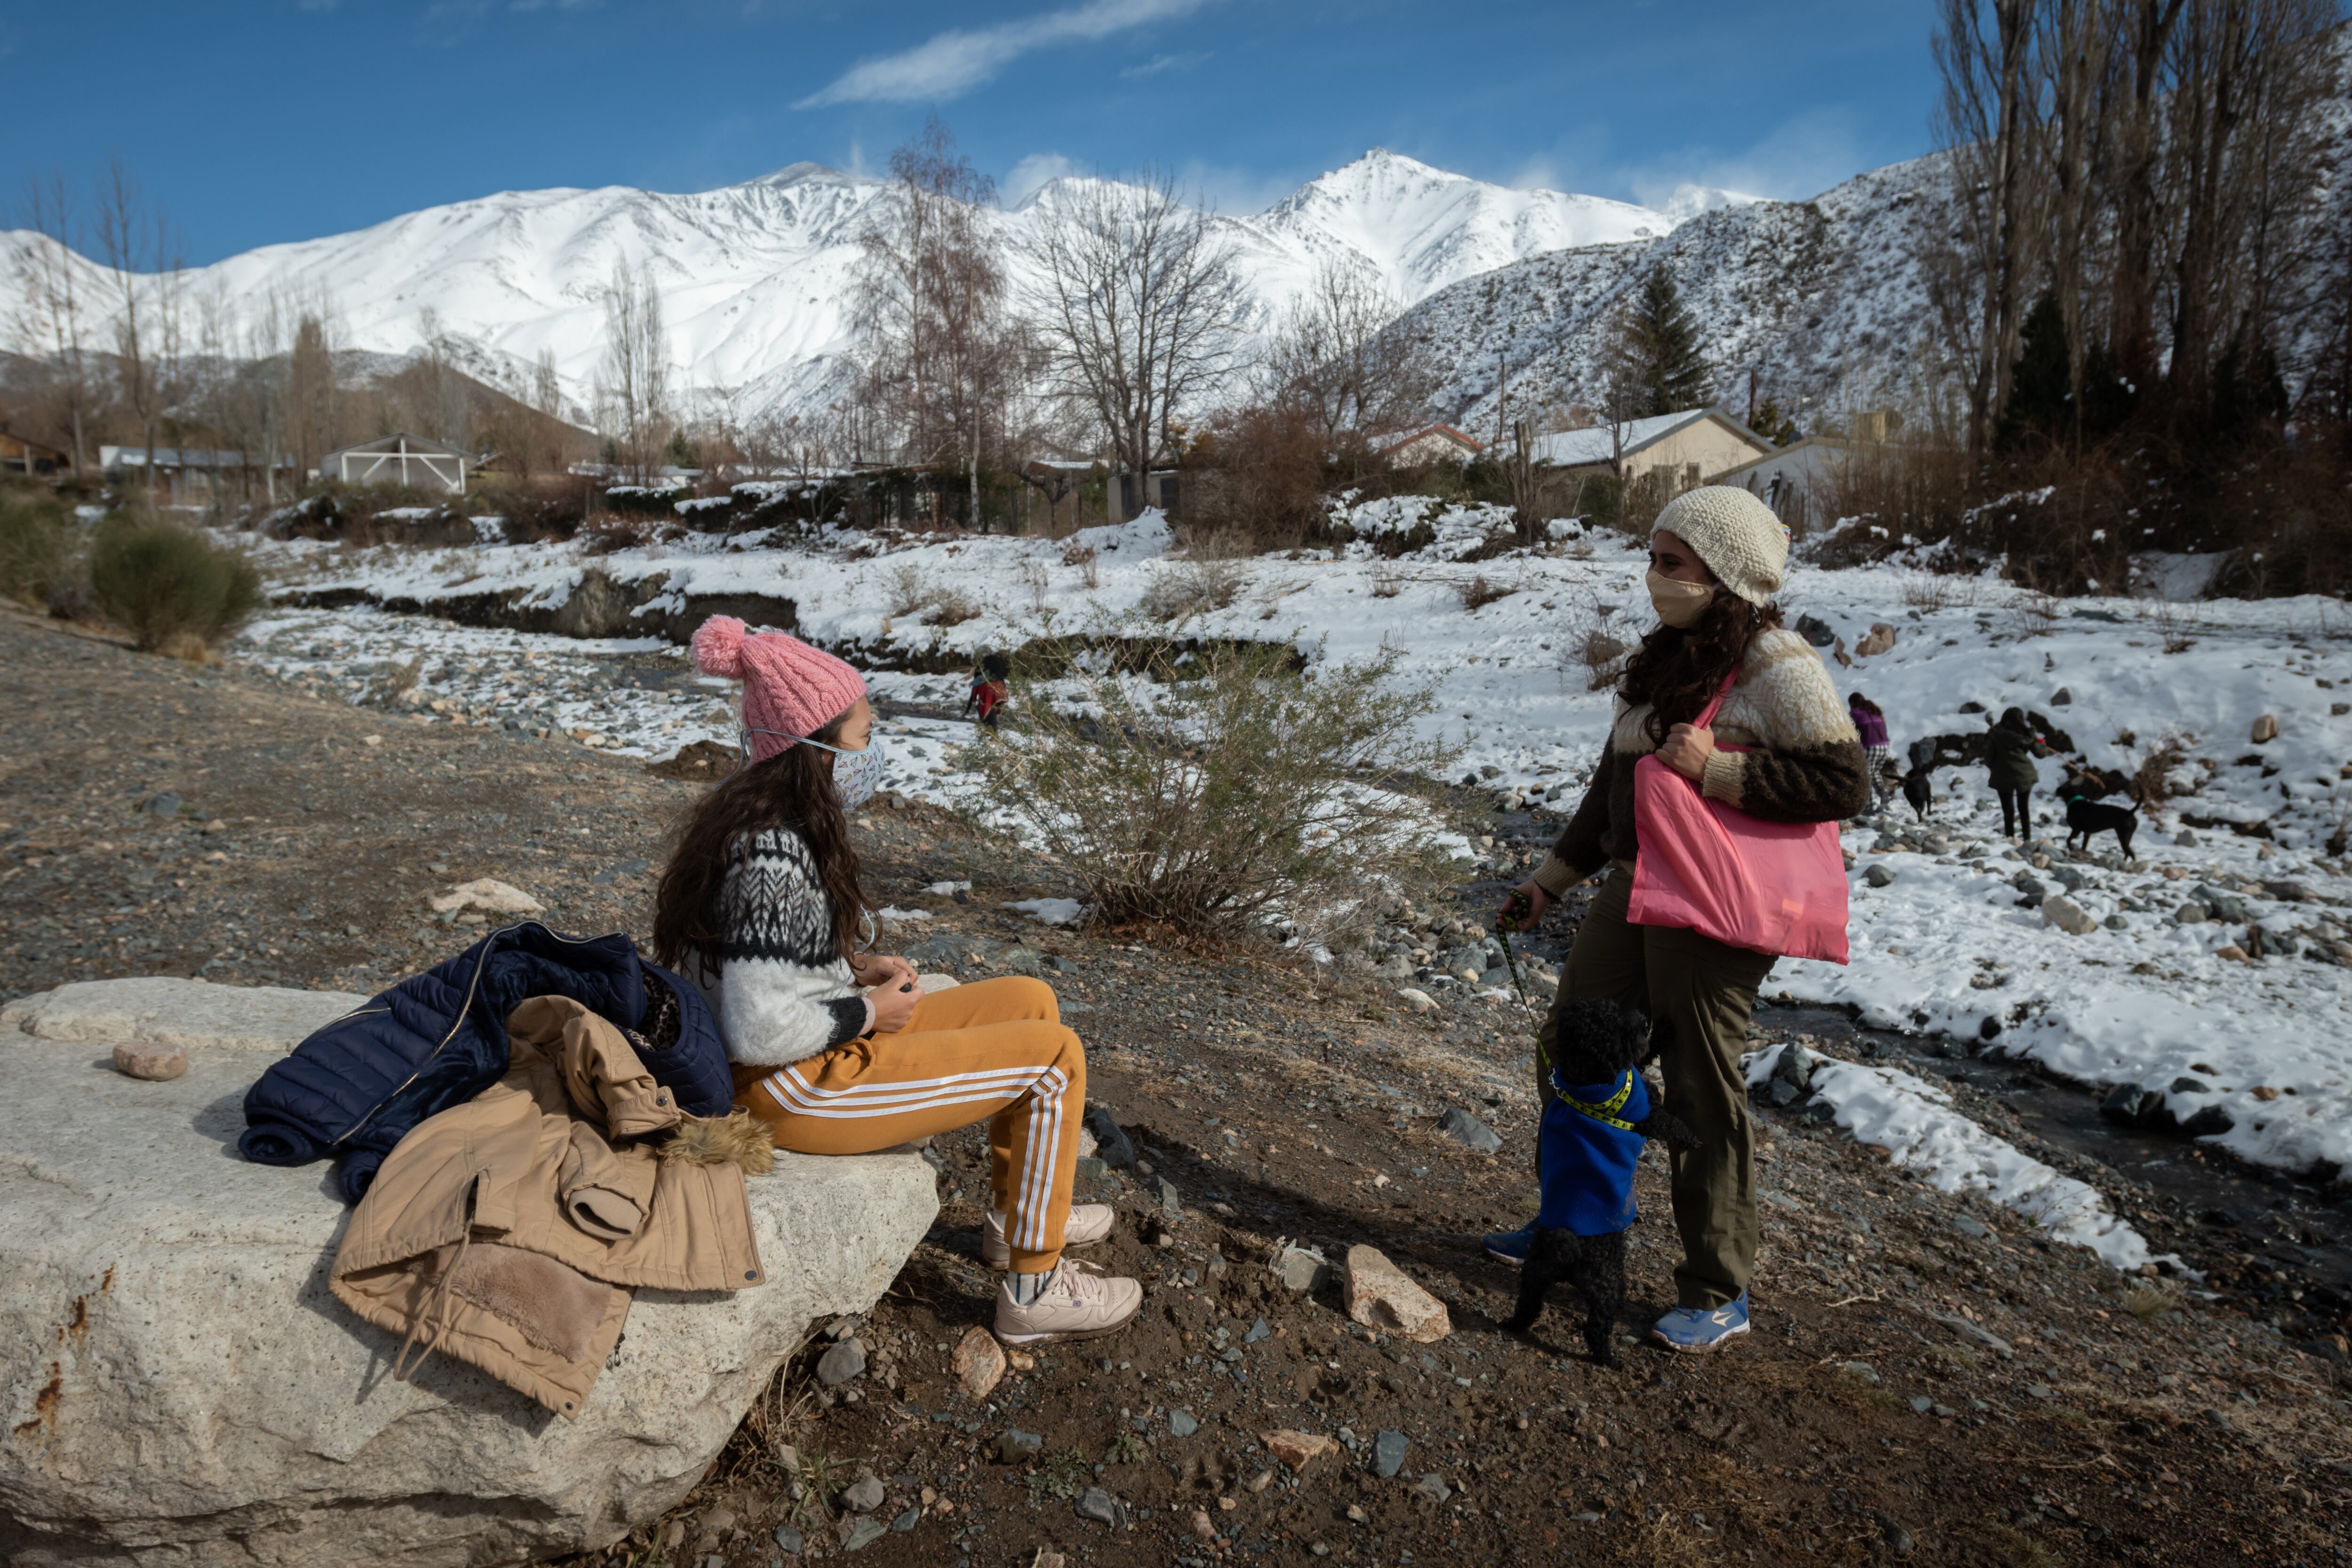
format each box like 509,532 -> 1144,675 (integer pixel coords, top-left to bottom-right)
994,1259 -> 1144,1345
981,1204 -> 1115,1269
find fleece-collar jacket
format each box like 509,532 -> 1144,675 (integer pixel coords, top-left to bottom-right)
1534,627 -> 1868,894
1536,1068 -> 1653,1236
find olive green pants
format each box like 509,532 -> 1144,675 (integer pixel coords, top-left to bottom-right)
1538,863 -> 1776,1310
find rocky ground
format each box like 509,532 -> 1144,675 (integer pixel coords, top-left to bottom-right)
4,606 -> 2349,1567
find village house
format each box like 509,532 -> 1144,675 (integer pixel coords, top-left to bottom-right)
318,433 -> 469,496
1375,423 -> 1484,467
1,429 -> 71,478
98,446 -> 303,502
1526,408 -> 1776,492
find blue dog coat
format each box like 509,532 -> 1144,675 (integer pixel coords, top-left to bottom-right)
1536,1068 -> 1651,1236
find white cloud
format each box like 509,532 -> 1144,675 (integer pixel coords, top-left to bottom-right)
1622,108 -> 1872,207
1005,152 -> 1078,205
795,0 -> 1207,109
1120,48 -> 1208,79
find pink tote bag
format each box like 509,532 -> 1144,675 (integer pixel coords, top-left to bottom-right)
1624,681 -> 1851,964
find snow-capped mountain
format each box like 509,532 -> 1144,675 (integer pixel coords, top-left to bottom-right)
0,149 -> 1676,424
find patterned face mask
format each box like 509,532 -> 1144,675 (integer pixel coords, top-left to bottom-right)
742,725 -> 889,811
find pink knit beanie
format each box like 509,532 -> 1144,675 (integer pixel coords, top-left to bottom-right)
690,615 -> 868,765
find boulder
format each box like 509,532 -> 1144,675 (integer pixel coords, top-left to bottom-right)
1341,1245 -> 1451,1343
0,981 -> 938,1568
1853,622 -> 1897,658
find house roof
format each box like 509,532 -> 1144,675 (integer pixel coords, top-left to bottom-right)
320,432 -> 468,463
1375,423 -> 1484,457
1524,408 -> 1771,468
99,446 -> 297,469
1710,436 -> 1856,482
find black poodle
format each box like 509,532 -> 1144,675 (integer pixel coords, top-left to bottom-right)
1506,996 -> 1697,1365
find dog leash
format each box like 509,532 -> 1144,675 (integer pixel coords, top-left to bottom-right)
1495,889 -> 1535,1012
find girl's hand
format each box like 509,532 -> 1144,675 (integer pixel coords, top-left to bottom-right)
850,952 -> 915,992
1658,723 -> 1716,780
869,978 -> 919,1035
1497,881 -> 1549,931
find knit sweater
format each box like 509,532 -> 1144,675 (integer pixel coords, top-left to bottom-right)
1534,627 -> 1868,894
691,827 -> 873,1069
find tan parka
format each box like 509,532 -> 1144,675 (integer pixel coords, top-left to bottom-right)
331,995 -> 769,1417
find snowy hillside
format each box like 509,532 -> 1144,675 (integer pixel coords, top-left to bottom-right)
1408,153 -> 1962,433
0,150 -> 1673,425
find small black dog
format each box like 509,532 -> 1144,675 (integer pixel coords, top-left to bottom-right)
2060,770 -> 2141,861
1506,997 -> 1697,1365
1901,762 -> 1934,822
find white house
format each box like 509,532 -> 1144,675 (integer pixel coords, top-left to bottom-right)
1375,424 -> 1485,467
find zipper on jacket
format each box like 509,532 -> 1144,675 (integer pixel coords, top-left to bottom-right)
329,923 -> 616,1147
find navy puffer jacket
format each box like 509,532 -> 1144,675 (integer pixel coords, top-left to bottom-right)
240,922 -> 733,1202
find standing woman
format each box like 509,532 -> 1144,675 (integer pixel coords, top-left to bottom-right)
652,617 -> 1143,1345
1984,707 -> 2052,841
1848,692 -> 1893,813
1487,489 -> 1868,1352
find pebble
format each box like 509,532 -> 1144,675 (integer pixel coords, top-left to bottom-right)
1073,1487 -> 1119,1524
1864,863 -> 1898,888
1949,1213 -> 1989,1239
842,1477 -> 885,1512
1343,1245 -> 1451,1342
1436,1106 -> 1502,1151
1159,1178 -> 1183,1216
1168,1409 -> 1200,1437
111,1042 -> 187,1082
996,1428 -> 1044,1460
837,1515 -> 886,1552
816,1339 -> 866,1386
892,1506 -> 921,1532
772,1523 -> 804,1554
952,1325 -> 1006,1399
1374,1431 -> 1410,1478
1414,1472 -> 1452,1504
1260,1429 -> 1338,1472
1275,1244 -> 1331,1293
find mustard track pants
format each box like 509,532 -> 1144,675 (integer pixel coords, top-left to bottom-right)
733,976 -> 1085,1272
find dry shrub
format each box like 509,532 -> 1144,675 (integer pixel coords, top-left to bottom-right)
1370,564 -> 1404,599
927,587 -> 983,626
2145,599 -> 2203,653
2133,729 -> 2195,808
1017,557 -> 1051,613
2008,589 -> 2061,639
886,562 -> 932,617
1455,573 -> 1513,611
580,514 -> 663,556
1810,441 -> 1974,567
1141,557 -> 1242,622
0,482 -> 80,614
1185,400 -> 1330,552
1899,572 -> 1985,611
963,637 -> 1458,947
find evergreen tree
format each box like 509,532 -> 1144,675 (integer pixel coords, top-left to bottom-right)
1625,268 -> 1710,417
1748,397 -> 1800,445
1997,291 -> 2071,451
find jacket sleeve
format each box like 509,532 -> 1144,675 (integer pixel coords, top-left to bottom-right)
1534,742 -> 1617,895
1696,634 -> 1872,823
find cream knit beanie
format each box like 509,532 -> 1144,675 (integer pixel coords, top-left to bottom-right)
1652,486 -> 1789,605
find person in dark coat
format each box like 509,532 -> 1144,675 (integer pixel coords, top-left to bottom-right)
1985,706 -> 2056,840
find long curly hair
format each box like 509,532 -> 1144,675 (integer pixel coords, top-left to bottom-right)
650,711 -> 868,972
1620,591 -> 1784,746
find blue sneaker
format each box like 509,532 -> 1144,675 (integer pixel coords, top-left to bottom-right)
1483,1218 -> 1539,1265
1650,1291 -> 1750,1353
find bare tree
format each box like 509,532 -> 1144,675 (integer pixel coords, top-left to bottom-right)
1024,168 -> 1241,521
95,158 -> 182,494
1931,0 -> 2051,459
1263,259 -> 1434,469
12,172 -> 95,474
412,308 -> 474,450
596,259 -> 670,482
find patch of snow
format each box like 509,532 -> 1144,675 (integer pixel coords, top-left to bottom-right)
1009,897 -> 1089,926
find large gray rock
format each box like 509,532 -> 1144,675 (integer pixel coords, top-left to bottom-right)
0,983 -> 938,1567
0,977 -> 366,1052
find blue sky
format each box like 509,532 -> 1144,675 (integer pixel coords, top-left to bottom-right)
7,1 -> 1940,265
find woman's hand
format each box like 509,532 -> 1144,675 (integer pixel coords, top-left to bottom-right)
850,952 -> 915,991
1658,723 -> 1716,781
1497,879 -> 1549,931
868,978 -> 919,1035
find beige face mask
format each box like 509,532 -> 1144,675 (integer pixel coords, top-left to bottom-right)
1646,569 -> 1716,629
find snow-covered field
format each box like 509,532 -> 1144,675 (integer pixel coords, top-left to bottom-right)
236,509 -> 2352,1222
